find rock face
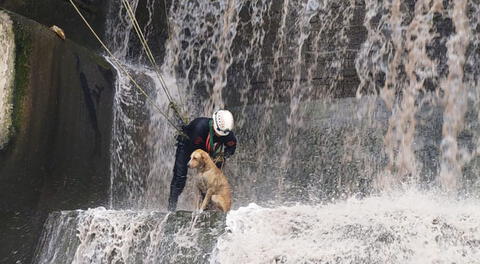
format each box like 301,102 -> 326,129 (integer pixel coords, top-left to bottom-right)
0,11 -> 115,264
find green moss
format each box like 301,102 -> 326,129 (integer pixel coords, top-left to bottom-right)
10,20 -> 31,140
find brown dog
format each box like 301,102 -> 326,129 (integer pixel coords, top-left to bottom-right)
188,149 -> 232,212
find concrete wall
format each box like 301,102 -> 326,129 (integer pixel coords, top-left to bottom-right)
0,11 -> 114,263
0,0 -> 110,51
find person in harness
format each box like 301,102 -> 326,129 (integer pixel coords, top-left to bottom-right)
168,109 -> 237,211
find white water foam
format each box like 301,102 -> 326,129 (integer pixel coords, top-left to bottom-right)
72,208 -> 166,264
0,11 -> 15,149
35,208 -> 225,264
212,190 -> 480,264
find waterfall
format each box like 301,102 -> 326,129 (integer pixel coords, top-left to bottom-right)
356,0 -> 480,192
0,11 -> 15,149
107,0 -> 172,209
34,0 -> 480,263
156,0 -> 365,205
107,0 -> 147,209
438,0 -> 472,191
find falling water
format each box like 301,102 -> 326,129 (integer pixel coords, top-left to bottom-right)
110,0 -> 256,209
280,0 -> 321,168
0,11 -> 15,149
159,0 -> 366,205
144,0 -> 480,208
105,0 -> 140,60
150,0 -> 276,208
356,0 -> 480,192
211,0 -> 480,261
107,0 -> 158,209
144,69 -> 181,209
438,0 -> 472,191
162,0 -> 247,115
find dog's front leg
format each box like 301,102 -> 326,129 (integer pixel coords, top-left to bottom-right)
197,190 -> 205,211
200,189 -> 214,211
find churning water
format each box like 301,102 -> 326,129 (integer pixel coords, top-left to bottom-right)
212,190 -> 480,264
35,0 -> 480,263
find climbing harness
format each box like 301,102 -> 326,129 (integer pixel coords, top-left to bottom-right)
68,0 -> 188,133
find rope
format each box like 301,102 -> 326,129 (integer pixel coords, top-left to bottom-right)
68,0 -> 183,132
120,0 -> 187,123
121,0 -> 173,102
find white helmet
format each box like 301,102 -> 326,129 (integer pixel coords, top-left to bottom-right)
212,110 -> 234,136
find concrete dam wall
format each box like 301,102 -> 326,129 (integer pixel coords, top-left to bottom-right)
0,9 -> 114,263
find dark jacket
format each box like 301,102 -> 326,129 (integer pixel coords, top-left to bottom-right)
181,117 -> 237,158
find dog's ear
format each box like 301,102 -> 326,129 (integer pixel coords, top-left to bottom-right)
200,151 -> 210,163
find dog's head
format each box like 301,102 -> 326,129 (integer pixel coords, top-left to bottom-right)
188,149 -> 209,170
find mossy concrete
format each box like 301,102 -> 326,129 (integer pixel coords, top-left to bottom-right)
0,11 -> 15,149
9,10 -> 29,146
0,10 -> 115,264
